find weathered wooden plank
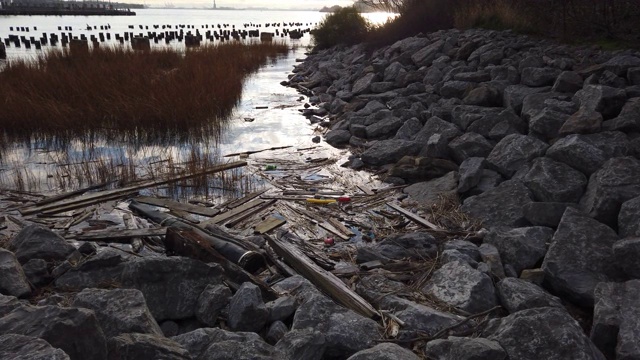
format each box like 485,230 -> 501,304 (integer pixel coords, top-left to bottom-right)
135,196 -> 220,217
223,145 -> 293,158
20,161 -> 246,216
71,227 -> 167,241
168,209 -> 200,224
254,215 -> 286,234
225,199 -> 277,228
35,181 -> 114,207
358,184 -> 375,196
386,202 -> 441,231
204,199 -> 265,225
39,190 -> 140,215
318,221 -> 350,241
266,233 -> 378,319
223,189 -> 267,209
328,218 -> 355,237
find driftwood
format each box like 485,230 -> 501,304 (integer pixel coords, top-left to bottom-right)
204,199 -> 266,226
254,215 -> 286,234
266,232 -> 378,319
221,189 -> 267,210
223,146 -> 293,158
386,202 -> 441,231
327,218 -> 355,237
135,196 -> 220,217
165,227 -> 276,301
318,221 -> 350,241
35,181 -> 114,207
224,199 -> 277,228
70,227 -> 168,242
20,161 -> 247,216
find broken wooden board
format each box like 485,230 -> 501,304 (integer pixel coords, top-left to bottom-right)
225,199 -> 277,228
358,184 -> 375,196
220,189 -> 267,210
204,199 -> 266,226
254,215 -> 286,234
318,221 -> 350,241
328,218 -> 355,237
266,233 -> 378,319
135,196 -> 220,217
386,202 -> 441,231
38,190 -> 140,216
168,209 -> 200,224
35,181 -> 113,207
20,161 -> 247,216
71,227 -> 167,241
223,145 -> 293,158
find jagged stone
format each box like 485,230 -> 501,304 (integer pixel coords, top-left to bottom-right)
0,334 -> 70,360
72,288 -> 162,338
448,133 -> 493,163
415,116 -> 462,143
423,261 -> 498,313
361,140 -> 421,166
265,321 -> 288,345
580,156 -> 640,228
325,129 -> 351,146
528,107 -> 570,139
552,71 -> 583,93
394,117 -> 422,140
411,40 -> 444,66
522,202 -> 577,227
559,107 -> 603,136
402,171 -> 458,207
618,196 -> 640,238
366,116 -> 403,139
441,81 -> 475,99
377,232 -> 439,261
497,277 -> 563,313
613,238 -> 640,278
107,333 -> 190,360
484,226 -> 553,275
228,282 -> 268,333
275,329 -> 326,360
347,343 -> 420,360
266,296 -> 297,323
545,135 -> 607,175
521,67 -> 561,87
0,249 -> 31,298
479,243 -> 506,279
503,85 -> 551,113
195,283 -> 231,327
352,72 -> 377,95
482,307 -> 605,360
602,98 -> 640,132
604,55 -> 640,76
457,157 -> 485,193
542,208 -> 622,307
21,258 -> 50,287
443,239 -> 482,261
425,337 -> 507,360
9,225 -> 75,264
573,84 -> 627,119
486,134 -> 548,177
463,85 -> 502,107
0,304 -> 107,360
462,180 -> 533,228
523,157 -> 587,203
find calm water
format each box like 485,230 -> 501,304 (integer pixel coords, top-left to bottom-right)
0,9 -> 395,194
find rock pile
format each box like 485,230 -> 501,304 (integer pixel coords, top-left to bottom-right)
285,27 -> 640,359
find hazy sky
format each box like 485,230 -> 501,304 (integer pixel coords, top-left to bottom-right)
155,0 -> 356,9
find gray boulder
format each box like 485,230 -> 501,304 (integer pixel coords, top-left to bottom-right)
580,156 -> 640,228
591,280 -> 640,359
486,134 -> 548,177
0,293 -> 23,317
443,239 -> 482,262
107,333 -> 190,360
9,225 -> 75,264
423,261 -> 498,313
522,202 -> 577,227
0,304 -> 107,360
22,258 -> 50,287
528,108 -> 570,139
440,81 -> 475,99
403,172 -> 458,207
366,116 -> 403,139
376,232 -> 439,261
458,157 -> 485,193
618,196 -> 640,238
573,84 -> 627,119
347,343 -> 420,360
172,328 -> 264,359
629,67 -> 640,85
613,238 -> 640,278
479,243 -> 506,279
602,97 -> 640,132
482,307 -> 605,360
503,85 -> 551,113
228,282 -> 268,332
0,248 -> 31,298
352,73 -> 377,95
604,55 -> 640,76
558,107 -> 603,136
72,288 -> 162,338
266,296 -> 297,323
552,71 -> 583,93
523,157 -> 587,203
415,116 -> 462,143
448,133 -> 493,163
463,86 -> 502,107
265,321 -> 288,345
275,329 -> 325,360
394,117 -> 422,140
412,40 -> 444,66
497,277 -> 563,313
325,129 -> 351,147
425,337 -> 507,360
545,134 -> 607,175
361,140 -> 421,166
0,334 -> 70,360
542,208 -> 622,307
195,283 -> 231,326
484,226 -> 553,275
521,67 -> 561,87
461,180 -> 533,228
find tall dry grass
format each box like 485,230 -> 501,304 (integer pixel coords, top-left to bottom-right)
0,42 -> 289,146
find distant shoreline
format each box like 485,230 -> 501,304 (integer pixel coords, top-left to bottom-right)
0,8 -> 136,16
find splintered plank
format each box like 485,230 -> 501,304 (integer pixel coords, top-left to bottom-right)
386,202 -> 441,231
135,196 -> 220,217
225,199 -> 277,228
71,227 -> 167,241
328,218 -> 355,237
205,199 -> 265,225
20,161 -> 246,216
358,184 -> 375,196
220,189 -> 267,210
318,221 -> 350,241
266,234 -> 378,319
254,215 -> 286,234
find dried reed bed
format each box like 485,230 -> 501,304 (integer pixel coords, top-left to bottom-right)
0,42 -> 290,145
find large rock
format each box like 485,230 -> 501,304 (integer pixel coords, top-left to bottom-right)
0,293 -> 23,317
542,208 -> 622,307
528,108 -> 570,140
573,84 -> 627,119
558,107 -> 603,136
457,157 -> 485,193
552,71 -> 583,93
403,172 -> 458,207
347,343 -> 420,360
72,288 -> 162,338
521,67 -> 561,87
602,98 -> 640,132
376,232 -> 439,261
394,117 -> 422,140
580,156 -> 640,228
361,140 -> 420,166
522,157 -> 587,203
440,81 -> 475,99
0,334 -> 70,360
503,85 -> 551,113
228,282 -> 269,332
522,202 -> 577,227
195,284 -> 231,326
172,328 -> 271,359
411,40 -> 444,66
618,196 -> 640,237
613,238 -> 640,278
275,329 -> 325,360
603,55 -> 640,76
591,280 -> 640,359
448,132 -> 493,163
482,307 -> 605,360
9,224 -> 75,264
423,261 -> 498,313
0,248 -> 31,298
497,277 -> 563,313
461,180 -> 533,228
484,226 -> 554,275
414,116 -> 462,143
352,73 -> 377,95
425,337 -> 507,360
366,116 -> 403,139
22,258 -> 50,287
325,129 -> 351,147
545,135 -> 607,175
107,333 -> 190,360
0,305 -> 107,360
486,134 -> 548,177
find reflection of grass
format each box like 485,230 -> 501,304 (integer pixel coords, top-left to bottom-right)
0,42 -> 290,145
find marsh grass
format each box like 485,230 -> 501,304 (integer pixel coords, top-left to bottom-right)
0,42 -> 290,146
